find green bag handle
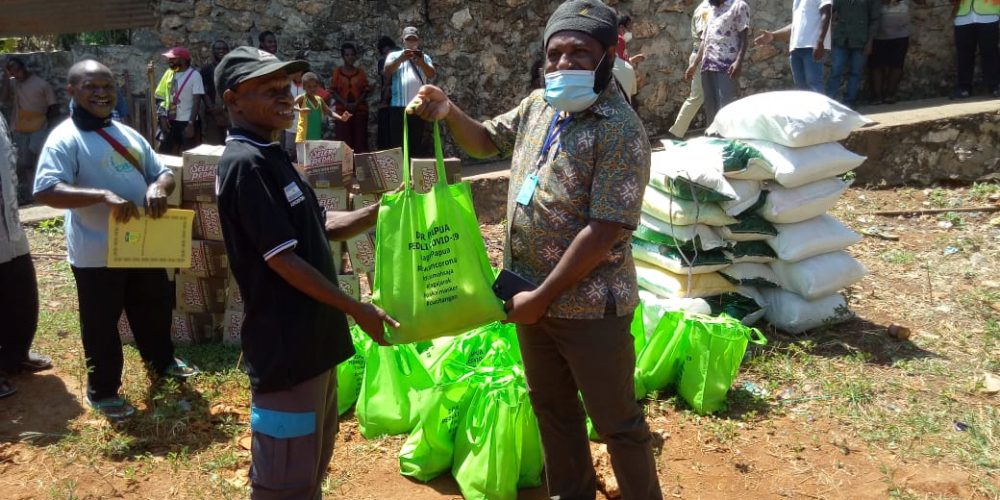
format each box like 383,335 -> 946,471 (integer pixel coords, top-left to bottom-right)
465,379 -> 521,446
392,345 -> 417,377
401,109 -> 448,191
746,327 -> 768,346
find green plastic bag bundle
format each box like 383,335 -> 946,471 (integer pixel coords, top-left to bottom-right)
635,311 -> 689,393
372,117 -> 504,344
399,373 -> 476,482
336,326 -> 373,416
400,338 -> 523,482
452,371 -> 543,500
421,322 -> 521,384
356,342 -> 434,438
678,315 -> 767,415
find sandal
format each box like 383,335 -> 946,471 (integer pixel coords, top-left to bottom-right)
0,377 -> 16,399
21,352 -> 53,373
162,358 -> 200,379
86,395 -> 136,420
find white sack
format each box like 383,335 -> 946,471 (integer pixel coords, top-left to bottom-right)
767,214 -> 862,262
762,288 -> 854,334
743,140 -> 866,188
759,178 -> 851,224
771,251 -> 868,300
706,91 -> 872,148
720,179 -> 762,216
643,187 -> 738,227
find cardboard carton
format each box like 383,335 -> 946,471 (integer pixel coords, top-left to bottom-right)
338,273 -> 361,301
329,240 -> 344,274
184,202 -> 224,242
352,192 -> 380,210
346,232 -> 375,274
314,187 -> 349,212
181,144 -> 225,203
189,240 -> 228,278
222,309 -> 244,345
175,272 -> 227,313
296,140 -> 352,188
226,274 -> 244,312
354,148 -> 403,193
171,311 -> 220,344
411,157 -> 462,193
158,154 -> 184,206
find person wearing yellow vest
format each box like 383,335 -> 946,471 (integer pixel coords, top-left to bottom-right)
294,72 -> 350,143
951,0 -> 999,98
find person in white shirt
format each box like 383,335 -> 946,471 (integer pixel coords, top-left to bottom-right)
383,26 -> 436,156
156,47 -> 206,155
754,0 -> 833,93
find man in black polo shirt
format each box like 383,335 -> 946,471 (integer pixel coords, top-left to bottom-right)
214,46 -> 398,499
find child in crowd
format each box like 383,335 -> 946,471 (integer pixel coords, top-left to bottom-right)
295,72 -> 350,143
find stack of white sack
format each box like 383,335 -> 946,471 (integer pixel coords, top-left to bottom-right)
702,90 -> 872,333
634,141 -> 738,309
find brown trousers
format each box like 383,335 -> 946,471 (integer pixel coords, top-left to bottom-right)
517,314 -> 663,500
249,369 -> 338,500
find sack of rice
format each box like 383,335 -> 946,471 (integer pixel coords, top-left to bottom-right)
706,91 -> 871,148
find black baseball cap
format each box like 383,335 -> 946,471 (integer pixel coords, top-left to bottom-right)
214,46 -> 309,95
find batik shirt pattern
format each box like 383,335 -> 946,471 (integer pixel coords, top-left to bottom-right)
483,85 -> 650,319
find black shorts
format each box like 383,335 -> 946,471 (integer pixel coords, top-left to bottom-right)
871,37 -> 910,69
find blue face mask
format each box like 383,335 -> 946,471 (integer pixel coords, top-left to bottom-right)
543,55 -> 607,112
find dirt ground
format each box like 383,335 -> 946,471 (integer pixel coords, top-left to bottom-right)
1,185 -> 998,499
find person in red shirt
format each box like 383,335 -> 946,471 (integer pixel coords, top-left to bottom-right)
329,43 -> 371,152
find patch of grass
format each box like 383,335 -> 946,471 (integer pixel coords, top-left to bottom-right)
880,249 -> 915,265
36,217 -> 65,236
986,319 -> 1000,340
957,406 -> 1000,471
969,182 -> 1000,201
938,211 -> 966,228
706,418 -> 740,445
927,187 -> 950,208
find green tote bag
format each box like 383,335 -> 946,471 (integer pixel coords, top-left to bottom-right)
678,315 -> 767,415
372,116 -> 504,344
335,325 -> 372,415
356,342 -> 434,438
635,311 -> 689,394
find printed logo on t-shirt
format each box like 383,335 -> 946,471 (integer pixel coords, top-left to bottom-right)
105,146 -> 143,174
284,181 -> 305,207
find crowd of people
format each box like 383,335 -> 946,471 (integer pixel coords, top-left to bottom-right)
0,0 -> 998,497
151,27 -> 435,160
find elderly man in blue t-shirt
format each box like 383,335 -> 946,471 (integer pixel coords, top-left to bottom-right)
33,59 -> 197,420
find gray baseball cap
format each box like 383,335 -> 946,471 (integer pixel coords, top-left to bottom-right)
402,26 -> 419,39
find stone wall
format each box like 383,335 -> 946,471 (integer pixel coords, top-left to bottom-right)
4,0 -> 964,140
152,0 -> 960,135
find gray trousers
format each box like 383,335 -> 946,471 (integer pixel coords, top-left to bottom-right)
249,369 -> 338,500
700,70 -> 738,128
517,314 -> 662,500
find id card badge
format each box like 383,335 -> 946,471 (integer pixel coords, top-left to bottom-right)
516,174 -> 539,206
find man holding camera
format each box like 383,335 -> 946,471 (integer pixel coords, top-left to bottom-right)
383,26 -> 436,155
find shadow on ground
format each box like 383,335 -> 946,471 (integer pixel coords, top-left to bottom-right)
762,317 -> 942,366
0,372 -> 83,444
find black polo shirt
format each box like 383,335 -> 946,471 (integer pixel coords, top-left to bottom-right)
216,128 -> 353,393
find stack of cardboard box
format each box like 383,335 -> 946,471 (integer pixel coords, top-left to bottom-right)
173,145 -> 228,344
